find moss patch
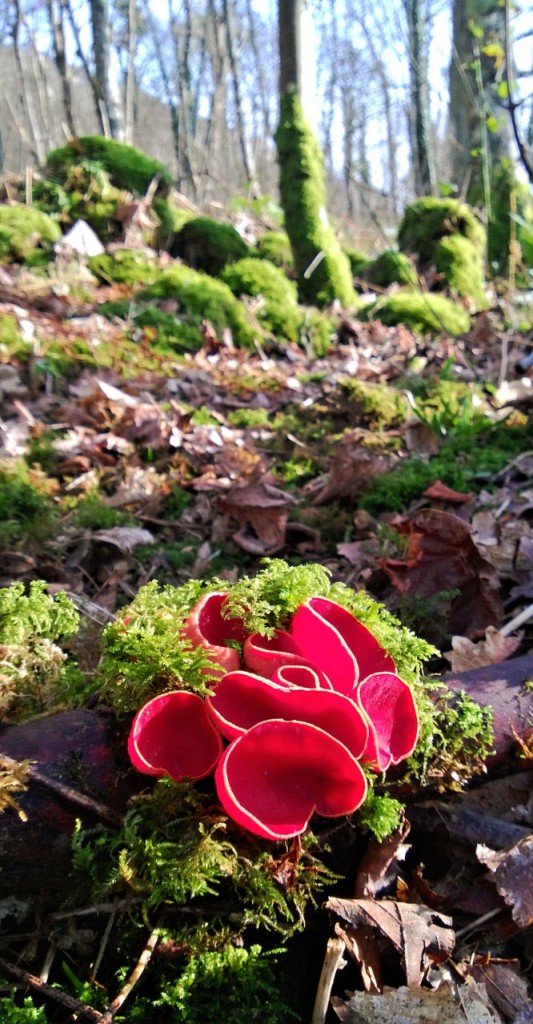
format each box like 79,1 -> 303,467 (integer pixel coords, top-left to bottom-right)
345,247 -> 370,277
0,205 -> 61,263
46,136 -> 172,197
139,265 -> 256,347
89,249 -> 159,286
275,90 -> 358,308
364,249 -> 418,288
367,291 -> 470,336
398,197 -> 486,262
434,235 -> 487,308
253,230 -> 295,272
339,378 -> 409,429
221,257 -> 302,341
171,217 -> 249,275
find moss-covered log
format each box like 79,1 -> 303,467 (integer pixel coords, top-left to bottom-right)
275,90 -> 357,309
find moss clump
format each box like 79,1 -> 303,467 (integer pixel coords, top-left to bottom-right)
0,997 -> 48,1022
46,136 -> 172,197
339,378 -> 409,429
434,235 -> 487,308
253,230 -> 295,272
171,217 -> 249,275
364,249 -> 418,288
153,195 -> 195,251
134,307 -> 203,353
345,247 -> 369,276
487,159 -> 533,273
222,257 -> 302,341
88,249 -> 159,286
398,197 -> 486,263
367,291 -> 470,336
0,205 -> 61,263
33,161 -> 124,241
139,265 -> 256,348
0,313 -> 30,358
275,91 -> 358,308
0,463 -> 57,547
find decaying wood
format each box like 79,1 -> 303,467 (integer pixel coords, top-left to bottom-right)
0,957 -> 105,1022
310,935 -> 347,1024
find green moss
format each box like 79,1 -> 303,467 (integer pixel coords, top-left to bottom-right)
222,257 -> 302,341
364,249 -> 418,288
339,378 -> 409,429
0,463 -> 57,547
0,313 -> 30,358
398,197 -> 486,263
300,308 -> 336,355
345,247 -> 369,276
434,236 -> 488,308
153,196 -> 195,251
135,307 -> 201,354
139,265 -> 256,348
486,159 -> 533,273
34,161 -> 123,241
367,291 -> 470,336
0,205 -> 61,262
227,408 -> 270,428
172,216 -> 249,275
0,997 -> 49,1022
253,230 -> 295,272
72,490 -> 135,530
46,137 -> 172,197
275,91 -> 358,308
88,249 -> 159,286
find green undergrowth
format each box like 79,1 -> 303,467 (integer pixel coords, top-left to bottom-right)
0,205 -> 61,263
0,462 -> 57,548
0,997 -> 48,1023
253,230 -> 295,273
0,581 -> 85,720
171,216 -> 250,275
366,291 -> 470,336
89,249 -> 159,286
46,137 -> 173,198
360,414 -> 533,514
221,257 -> 302,341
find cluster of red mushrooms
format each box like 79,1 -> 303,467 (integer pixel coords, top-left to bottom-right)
128,593 -> 419,840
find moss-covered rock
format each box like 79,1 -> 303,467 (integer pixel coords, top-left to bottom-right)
171,217 -> 249,275
253,230 -> 294,272
0,204 -> 61,263
46,137 -> 172,197
397,197 -> 487,305
139,265 -> 256,347
345,248 -> 369,277
153,196 -> 195,251
364,249 -> 418,288
33,162 -> 125,242
275,91 -> 358,308
434,236 -> 487,308
367,291 -> 470,336
221,257 -> 302,341
89,249 -> 159,286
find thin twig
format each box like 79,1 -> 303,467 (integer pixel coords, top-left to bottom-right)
101,917 -> 163,1021
0,957 -> 105,1022
0,753 -> 124,828
310,936 -> 347,1024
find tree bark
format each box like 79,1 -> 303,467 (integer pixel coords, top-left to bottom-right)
46,0 -> 76,137
404,0 -> 435,195
89,0 -> 124,139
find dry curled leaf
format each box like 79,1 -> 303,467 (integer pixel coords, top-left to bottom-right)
444,628 -> 522,673
477,834 -> 533,929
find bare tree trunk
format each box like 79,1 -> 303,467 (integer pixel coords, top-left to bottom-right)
46,0 -> 76,137
404,0 -> 435,195
124,0 -> 137,144
10,0 -> 46,164
221,0 -> 259,195
89,0 -> 124,139
245,0 -> 272,142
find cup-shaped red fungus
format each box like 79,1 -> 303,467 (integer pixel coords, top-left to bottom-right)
243,630 -> 331,687
207,670 -> 368,758
215,719 -> 368,839
128,690 -> 224,781
357,672 -> 419,771
290,597 -> 397,697
182,592 -> 245,678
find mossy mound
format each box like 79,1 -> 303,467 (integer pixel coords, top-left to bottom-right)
434,236 -> 487,308
398,197 -> 486,262
345,248 -> 369,277
221,257 -> 302,341
340,378 -> 409,428
139,265 -> 256,347
364,249 -> 418,288
0,205 -> 61,263
253,230 -> 294,272
33,162 -> 125,242
300,308 -> 336,355
46,137 -> 172,197
89,249 -> 159,286
487,161 -> 533,273
171,217 -> 249,275
275,91 -> 358,308
367,291 -> 470,336
153,196 -> 195,251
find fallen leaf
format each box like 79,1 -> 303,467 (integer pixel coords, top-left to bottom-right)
380,509 -> 504,638
477,834 -> 533,928
467,961 -> 533,1022
331,980 -> 500,1024
423,480 -> 474,504
219,474 -> 295,555
93,527 -> 155,554
444,628 -> 522,672
325,896 -> 454,987
312,435 -> 396,505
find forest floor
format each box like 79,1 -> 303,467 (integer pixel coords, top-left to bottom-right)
0,256 -> 533,1023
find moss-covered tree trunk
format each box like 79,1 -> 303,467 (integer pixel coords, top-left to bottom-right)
275,0 -> 356,308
